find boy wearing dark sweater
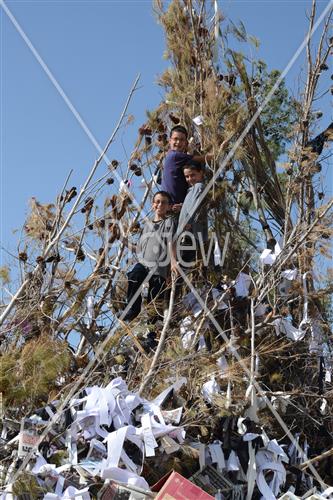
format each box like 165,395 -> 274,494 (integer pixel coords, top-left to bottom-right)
161,125 -> 211,212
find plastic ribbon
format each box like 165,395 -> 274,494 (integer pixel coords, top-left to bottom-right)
234,272 -> 252,298
86,296 -> 94,327
202,376 -> 221,404
273,318 -> 306,342
246,440 -> 257,500
256,448 -> 286,500
44,486 -> 91,500
226,450 -> 241,471
260,242 -> 282,266
208,440 -> 225,471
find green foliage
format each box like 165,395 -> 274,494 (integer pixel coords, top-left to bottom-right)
0,336 -> 71,409
12,472 -> 47,497
254,61 -> 297,159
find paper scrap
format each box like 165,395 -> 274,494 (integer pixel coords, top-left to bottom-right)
193,115 -> 204,126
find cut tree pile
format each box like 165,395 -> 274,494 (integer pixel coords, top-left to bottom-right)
1,1 -> 333,499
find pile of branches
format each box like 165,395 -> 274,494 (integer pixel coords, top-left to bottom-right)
0,0 -> 332,497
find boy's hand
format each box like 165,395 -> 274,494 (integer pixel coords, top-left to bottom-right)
171,203 -> 182,213
171,260 -> 179,276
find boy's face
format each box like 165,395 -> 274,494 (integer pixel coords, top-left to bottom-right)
169,131 -> 188,152
152,194 -> 170,218
184,167 -> 204,186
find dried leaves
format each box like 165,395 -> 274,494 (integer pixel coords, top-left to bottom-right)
24,198 -> 56,241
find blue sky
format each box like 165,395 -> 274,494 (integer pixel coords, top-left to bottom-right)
1,0 -> 332,267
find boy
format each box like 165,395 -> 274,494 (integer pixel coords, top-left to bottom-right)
161,125 -> 211,212
123,191 -> 177,322
177,161 -> 209,267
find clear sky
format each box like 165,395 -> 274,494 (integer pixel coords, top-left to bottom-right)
1,0 -> 332,267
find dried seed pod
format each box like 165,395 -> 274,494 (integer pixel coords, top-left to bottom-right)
157,133 -> 168,144
81,197 -> 94,214
130,221 -> 141,233
318,192 -> 324,200
169,114 -> 180,124
225,74 -> 236,86
198,26 -> 208,37
129,164 -> 138,171
134,167 -> 142,176
76,248 -> 85,261
111,160 -> 119,168
110,194 -> 118,208
19,252 -> 28,262
320,63 -> 329,71
232,172 -> 241,185
65,187 -> 77,203
157,122 -> 166,133
267,238 -> 276,250
145,136 -> 152,146
138,124 -> 152,136
106,178 -> 114,185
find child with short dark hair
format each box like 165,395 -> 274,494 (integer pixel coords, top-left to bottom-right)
178,162 -> 208,241
177,161 -> 209,267
161,125 -> 211,212
123,191 -> 177,322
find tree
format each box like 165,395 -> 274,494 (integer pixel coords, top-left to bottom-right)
1,0 -> 332,496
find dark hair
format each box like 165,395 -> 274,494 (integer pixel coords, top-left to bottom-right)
170,125 -> 188,138
183,160 -> 204,172
153,190 -> 172,204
